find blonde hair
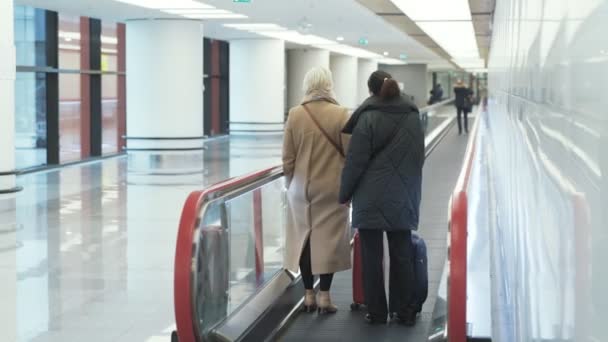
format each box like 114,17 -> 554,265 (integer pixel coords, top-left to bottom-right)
302,66 -> 334,95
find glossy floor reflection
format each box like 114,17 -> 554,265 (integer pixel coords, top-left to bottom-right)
1,135 -> 283,342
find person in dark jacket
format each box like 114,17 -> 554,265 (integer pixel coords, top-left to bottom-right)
428,83 -> 443,104
453,79 -> 473,135
339,70 -> 425,326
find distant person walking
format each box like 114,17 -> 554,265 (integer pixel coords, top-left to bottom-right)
340,71 -> 425,326
283,67 -> 351,315
428,83 -> 443,104
453,79 -> 473,135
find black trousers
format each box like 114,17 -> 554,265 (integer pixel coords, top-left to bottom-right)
359,229 -> 414,319
456,106 -> 469,134
300,238 -> 334,291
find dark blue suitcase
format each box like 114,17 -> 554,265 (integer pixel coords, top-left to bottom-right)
411,233 -> 428,313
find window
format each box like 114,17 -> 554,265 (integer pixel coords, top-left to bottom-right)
58,14 -> 82,70
14,72 -> 47,169
14,6 -> 47,67
59,73 -> 83,162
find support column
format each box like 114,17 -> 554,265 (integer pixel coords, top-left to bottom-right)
230,39 -> 285,135
357,59 -> 378,105
381,63 -> 429,108
330,55 -> 358,110
286,48 -> 329,109
125,19 -> 204,174
0,0 -> 20,193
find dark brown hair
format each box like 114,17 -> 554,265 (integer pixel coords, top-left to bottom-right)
368,70 -> 400,100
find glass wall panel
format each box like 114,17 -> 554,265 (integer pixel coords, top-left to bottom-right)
58,14 -> 82,70
14,6 -> 47,67
59,73 -> 82,162
101,22 -> 118,72
102,74 -> 119,154
14,72 -> 47,169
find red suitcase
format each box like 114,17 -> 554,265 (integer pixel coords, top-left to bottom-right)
351,230 -> 365,310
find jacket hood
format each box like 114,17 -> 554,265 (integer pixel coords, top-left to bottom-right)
342,94 -> 418,134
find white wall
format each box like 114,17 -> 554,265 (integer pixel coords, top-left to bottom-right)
230,39 -> 285,134
330,55 -> 358,110
357,59 -> 377,105
486,0 -> 608,340
286,49 -> 329,109
126,20 -> 204,149
380,64 -> 428,108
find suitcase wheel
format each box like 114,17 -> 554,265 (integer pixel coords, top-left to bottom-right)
350,303 -> 361,311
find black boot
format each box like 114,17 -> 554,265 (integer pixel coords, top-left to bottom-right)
364,313 -> 387,325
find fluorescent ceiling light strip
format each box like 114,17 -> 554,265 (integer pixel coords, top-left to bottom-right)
223,23 -> 286,31
416,21 -> 479,59
377,58 -> 407,65
257,30 -> 334,45
164,9 -> 229,15
389,0 -> 472,21
317,44 -> 380,58
113,0 -> 213,9
183,13 -> 247,19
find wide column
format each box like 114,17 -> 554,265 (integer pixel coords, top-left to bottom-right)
357,59 -> 378,105
126,19 -> 204,174
381,63 -> 429,108
330,55 -> 358,110
286,49 -> 330,109
0,0 -> 19,193
230,39 -> 285,135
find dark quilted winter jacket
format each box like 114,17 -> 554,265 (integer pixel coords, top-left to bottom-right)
339,94 -> 424,231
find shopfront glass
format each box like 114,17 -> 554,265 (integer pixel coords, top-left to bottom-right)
101,22 -> 120,155
14,72 -> 47,169
59,73 -> 83,162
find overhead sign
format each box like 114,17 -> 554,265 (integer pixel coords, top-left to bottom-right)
358,38 -> 369,46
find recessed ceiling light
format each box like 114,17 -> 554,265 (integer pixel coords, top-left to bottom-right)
336,36 -> 344,41
383,51 -> 389,56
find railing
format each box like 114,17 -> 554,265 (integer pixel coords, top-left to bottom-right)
174,166 -> 285,342
447,109 -> 481,342
173,101 -> 457,342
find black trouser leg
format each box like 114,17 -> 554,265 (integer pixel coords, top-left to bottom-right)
456,107 -> 464,134
464,109 -> 469,133
359,229 -> 387,319
319,273 -> 334,291
300,238 -> 334,291
387,230 -> 415,316
299,238 -> 314,290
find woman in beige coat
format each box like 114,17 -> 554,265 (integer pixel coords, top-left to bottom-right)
283,67 -> 351,315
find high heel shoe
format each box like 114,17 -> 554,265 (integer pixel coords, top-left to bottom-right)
317,291 -> 338,315
302,290 -> 317,313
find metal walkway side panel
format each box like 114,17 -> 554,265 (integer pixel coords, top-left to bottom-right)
277,124 -> 469,342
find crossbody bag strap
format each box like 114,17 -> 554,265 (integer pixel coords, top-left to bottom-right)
302,104 -> 345,158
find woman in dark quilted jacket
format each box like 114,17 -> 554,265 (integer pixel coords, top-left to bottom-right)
340,70 -> 424,326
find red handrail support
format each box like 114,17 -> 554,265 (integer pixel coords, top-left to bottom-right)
448,116 -> 480,342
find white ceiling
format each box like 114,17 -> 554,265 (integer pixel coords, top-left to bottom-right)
15,0 -> 453,66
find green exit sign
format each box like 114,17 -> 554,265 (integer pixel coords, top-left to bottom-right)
358,38 -> 369,46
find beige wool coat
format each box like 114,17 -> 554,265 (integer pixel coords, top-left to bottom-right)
282,99 -> 352,275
